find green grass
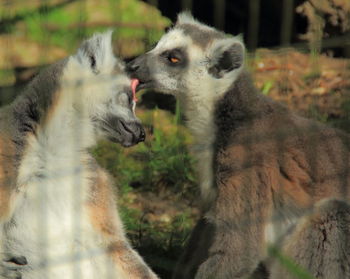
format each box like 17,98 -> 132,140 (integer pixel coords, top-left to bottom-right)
268,246 -> 316,279
303,71 -> 321,83
24,0 -> 169,52
92,104 -> 197,277
261,80 -> 274,95
327,98 -> 350,133
93,107 -> 197,197
1,0 -> 170,56
307,105 -> 328,123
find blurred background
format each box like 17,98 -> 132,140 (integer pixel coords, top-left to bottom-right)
1,0 -> 350,278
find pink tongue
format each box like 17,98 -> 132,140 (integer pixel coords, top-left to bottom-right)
131,79 -> 140,102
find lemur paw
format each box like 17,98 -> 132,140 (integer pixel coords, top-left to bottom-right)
0,253 -> 27,279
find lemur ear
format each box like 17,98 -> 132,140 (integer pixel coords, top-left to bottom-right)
176,11 -> 196,25
208,38 -> 244,79
76,30 -> 116,74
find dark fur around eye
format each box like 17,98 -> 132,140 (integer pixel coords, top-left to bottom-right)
89,55 -> 96,69
160,48 -> 187,67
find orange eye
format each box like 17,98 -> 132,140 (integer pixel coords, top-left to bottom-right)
170,57 -> 180,63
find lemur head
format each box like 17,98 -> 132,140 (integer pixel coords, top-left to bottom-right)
61,31 -> 145,147
127,12 -> 245,102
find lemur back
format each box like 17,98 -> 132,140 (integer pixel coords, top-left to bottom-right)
0,31 -> 157,279
127,12 -> 350,279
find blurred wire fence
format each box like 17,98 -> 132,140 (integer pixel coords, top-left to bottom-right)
0,1 -> 350,279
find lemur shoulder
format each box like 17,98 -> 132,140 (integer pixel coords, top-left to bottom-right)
127,12 -> 350,279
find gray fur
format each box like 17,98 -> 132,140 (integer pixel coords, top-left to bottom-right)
0,48 -> 68,279
0,31 -> 152,279
178,24 -> 225,49
172,218 -> 215,279
208,43 -> 244,78
270,199 -> 350,279
0,60 -> 67,198
127,13 -> 350,279
11,60 -> 67,146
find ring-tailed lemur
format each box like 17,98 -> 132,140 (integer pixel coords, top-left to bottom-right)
127,12 -> 350,279
0,31 -> 158,279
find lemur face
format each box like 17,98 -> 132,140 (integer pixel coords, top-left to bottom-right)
127,12 -> 245,102
63,31 -> 145,147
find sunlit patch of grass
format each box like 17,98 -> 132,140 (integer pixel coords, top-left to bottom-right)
261,80 -> 274,95
0,69 -> 15,86
18,0 -> 170,55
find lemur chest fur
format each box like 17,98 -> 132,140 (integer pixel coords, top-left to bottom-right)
3,136 -> 114,279
183,97 -> 217,202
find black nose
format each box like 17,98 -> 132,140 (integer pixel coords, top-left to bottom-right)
126,54 -> 149,76
138,127 -> 146,143
131,123 -> 145,144
122,121 -> 145,144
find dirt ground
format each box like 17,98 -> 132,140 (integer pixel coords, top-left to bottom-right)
252,48 -> 350,119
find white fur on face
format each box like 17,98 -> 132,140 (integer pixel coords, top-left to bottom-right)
154,29 -> 190,52
44,31 -> 139,146
61,59 -> 132,118
151,27 -> 244,102
67,30 -> 132,118
149,29 -> 191,94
